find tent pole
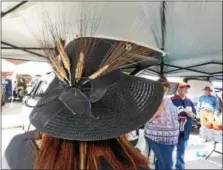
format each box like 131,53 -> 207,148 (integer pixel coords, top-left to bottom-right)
164,63 -> 210,75
1,41 -> 47,58
161,1 -> 166,51
165,61 -> 223,74
2,47 -> 54,50
160,1 -> 166,76
160,59 -> 164,76
1,1 -> 28,18
211,71 -> 223,75
1,57 -> 47,62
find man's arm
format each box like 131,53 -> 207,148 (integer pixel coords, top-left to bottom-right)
213,96 -> 219,114
191,101 -> 197,115
185,100 -> 197,118
197,97 -> 202,113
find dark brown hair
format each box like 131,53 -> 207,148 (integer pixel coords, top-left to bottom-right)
34,134 -> 149,170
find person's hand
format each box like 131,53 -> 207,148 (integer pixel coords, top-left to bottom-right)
184,107 -> 192,113
178,107 -> 185,114
186,112 -> 194,118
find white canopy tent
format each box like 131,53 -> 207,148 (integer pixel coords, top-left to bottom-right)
1,1 -> 222,78
14,61 -> 52,76
2,59 -> 16,72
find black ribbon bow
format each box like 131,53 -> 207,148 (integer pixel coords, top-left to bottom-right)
25,70 -> 121,119
58,79 -> 108,119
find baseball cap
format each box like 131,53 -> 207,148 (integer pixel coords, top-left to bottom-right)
178,82 -> 191,88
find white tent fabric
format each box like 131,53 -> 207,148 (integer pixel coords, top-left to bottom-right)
2,59 -> 16,72
1,1 -> 222,76
14,61 -> 52,75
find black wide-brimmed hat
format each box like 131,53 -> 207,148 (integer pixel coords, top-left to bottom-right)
28,37 -> 164,141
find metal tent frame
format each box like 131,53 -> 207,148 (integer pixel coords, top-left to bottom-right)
1,1 -> 223,77
153,1 -> 222,78
1,1 -> 49,59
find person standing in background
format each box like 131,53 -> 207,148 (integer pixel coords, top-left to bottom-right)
3,76 -> 13,103
171,82 -> 196,170
197,86 -> 219,127
144,77 -> 179,170
13,78 -> 27,101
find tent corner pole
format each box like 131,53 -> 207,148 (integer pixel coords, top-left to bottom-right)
1,1 -> 28,18
160,1 -> 166,77
160,55 -> 164,76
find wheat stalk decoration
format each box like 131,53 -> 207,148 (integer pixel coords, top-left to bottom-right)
56,39 -> 71,82
89,42 -> 152,79
75,51 -> 85,82
33,2 -> 163,86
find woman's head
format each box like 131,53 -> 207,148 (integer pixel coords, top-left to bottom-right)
159,76 -> 169,95
34,134 -> 149,170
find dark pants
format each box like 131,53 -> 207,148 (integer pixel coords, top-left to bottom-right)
176,137 -> 188,170
5,91 -> 12,103
13,90 -> 18,98
13,90 -> 23,101
146,137 -> 175,170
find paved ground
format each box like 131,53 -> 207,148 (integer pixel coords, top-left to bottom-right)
1,103 -> 222,169
2,102 -> 24,129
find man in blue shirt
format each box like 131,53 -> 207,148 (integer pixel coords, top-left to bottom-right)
171,82 -> 196,170
2,77 -> 12,103
197,86 -> 219,127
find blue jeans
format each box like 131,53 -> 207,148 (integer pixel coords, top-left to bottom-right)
145,137 -> 175,170
176,137 -> 188,170
5,91 -> 12,103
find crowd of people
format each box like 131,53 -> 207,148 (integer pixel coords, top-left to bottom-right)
127,79 -> 222,170
143,80 -> 221,169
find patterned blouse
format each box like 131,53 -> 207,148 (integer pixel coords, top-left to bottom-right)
144,98 -> 179,145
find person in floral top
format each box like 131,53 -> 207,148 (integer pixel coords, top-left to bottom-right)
144,76 -> 179,170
